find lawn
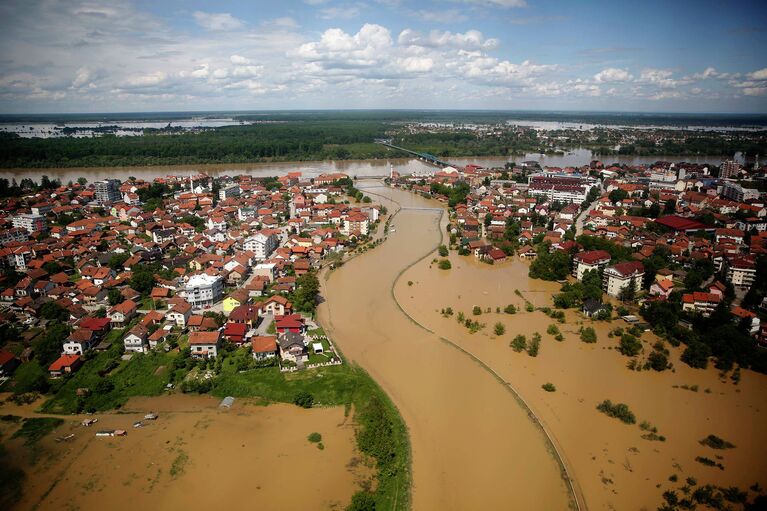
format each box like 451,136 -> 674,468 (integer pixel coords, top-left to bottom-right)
213,358 -> 358,406
40,346 -> 177,414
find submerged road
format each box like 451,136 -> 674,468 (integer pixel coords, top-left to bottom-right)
318,182 -> 575,510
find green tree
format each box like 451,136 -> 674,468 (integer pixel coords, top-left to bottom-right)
108,289 -> 124,306
438,245 -> 449,257
13,362 -> 49,394
34,323 -> 71,367
293,272 -> 320,313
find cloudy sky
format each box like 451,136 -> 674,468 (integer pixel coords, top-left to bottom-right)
0,0 -> 766,113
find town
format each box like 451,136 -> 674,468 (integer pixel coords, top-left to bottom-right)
389,156 -> 767,373
0,171 -> 385,401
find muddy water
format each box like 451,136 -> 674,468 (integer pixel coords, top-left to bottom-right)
396,253 -> 767,510
3,395 -> 368,511
318,182 -> 574,510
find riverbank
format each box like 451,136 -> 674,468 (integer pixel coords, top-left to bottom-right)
395,251 -> 767,510
319,182 -> 576,510
0,150 -> 737,183
1,394 -> 369,511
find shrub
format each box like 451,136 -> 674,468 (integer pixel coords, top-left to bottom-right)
346,491 -> 376,511
596,399 -> 636,424
618,334 -> 642,356
472,306 -> 482,316
527,333 -> 541,357
456,312 -> 465,323
542,383 -> 556,392
554,333 -> 564,341
438,245 -> 449,257
699,434 -> 735,450
580,327 -> 597,343
438,259 -> 451,270
293,391 -> 314,408
504,304 -> 517,314
546,324 -> 560,336
307,432 -> 322,443
646,351 -> 669,371
494,323 -> 506,336
695,456 -> 724,470
525,302 -> 534,312
510,335 -> 527,352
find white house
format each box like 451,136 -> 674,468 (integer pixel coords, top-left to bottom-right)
603,261 -> 644,297
123,325 -> 148,354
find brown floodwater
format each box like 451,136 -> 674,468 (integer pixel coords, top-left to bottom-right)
2,394 -> 369,511
396,250 -> 767,510
318,182 -> 575,510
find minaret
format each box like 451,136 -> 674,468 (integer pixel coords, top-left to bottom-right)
189,175 -> 194,192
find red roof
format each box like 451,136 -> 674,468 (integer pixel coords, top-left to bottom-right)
48,354 -> 81,371
224,323 -> 247,336
654,215 -> 707,232
251,335 -> 278,353
78,317 -> 111,331
0,350 -> 17,365
574,250 -> 611,265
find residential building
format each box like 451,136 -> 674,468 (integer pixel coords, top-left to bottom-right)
251,336 -> 278,360
189,331 -> 221,358
727,257 -> 756,289
49,354 -> 83,377
123,325 -> 149,353
343,212 -> 369,236
572,250 -> 612,280
184,274 -> 224,308
243,232 -> 278,260
603,261 -> 644,297
95,179 -> 122,204
278,331 -> 307,363
218,184 -> 241,201
12,213 -> 46,234
721,181 -> 760,202
720,160 -> 742,179
682,292 -> 721,316
108,299 -> 137,327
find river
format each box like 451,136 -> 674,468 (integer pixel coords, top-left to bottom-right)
318,181 -> 576,511
0,149 -> 739,183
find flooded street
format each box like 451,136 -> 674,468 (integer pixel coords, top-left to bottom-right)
318,182 -> 575,510
396,250 -> 767,510
3,395 -> 368,511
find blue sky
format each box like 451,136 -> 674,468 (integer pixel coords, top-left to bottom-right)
0,0 -> 765,113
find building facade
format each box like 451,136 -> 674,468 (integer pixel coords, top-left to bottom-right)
184,274 -> 224,308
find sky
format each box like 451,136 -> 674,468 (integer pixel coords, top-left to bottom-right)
0,0 -> 766,114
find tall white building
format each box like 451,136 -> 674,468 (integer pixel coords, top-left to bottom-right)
243,232 -> 278,260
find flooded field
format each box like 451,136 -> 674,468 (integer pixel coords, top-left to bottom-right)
395,250 -> 767,510
318,182 -> 575,510
1,394 -> 368,511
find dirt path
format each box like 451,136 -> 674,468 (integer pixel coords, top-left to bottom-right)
318,182 -> 576,510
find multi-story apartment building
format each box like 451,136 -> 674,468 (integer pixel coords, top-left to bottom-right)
527,174 -> 598,203
603,261 -> 644,297
12,213 -> 46,234
572,250 -> 612,280
720,160 -> 742,179
727,257 -> 756,289
94,179 -> 122,204
243,232 -> 278,260
184,274 -> 224,308
219,184 -> 241,201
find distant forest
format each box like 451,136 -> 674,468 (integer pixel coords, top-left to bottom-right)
0,112 -> 765,168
